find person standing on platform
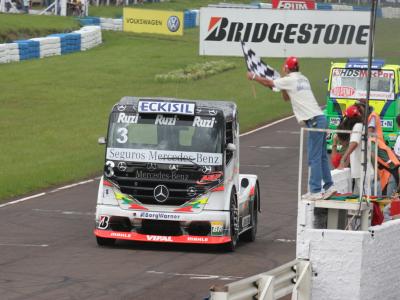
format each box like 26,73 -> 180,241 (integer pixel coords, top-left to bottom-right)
247,56 -> 336,200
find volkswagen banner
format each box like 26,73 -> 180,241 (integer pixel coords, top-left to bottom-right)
123,8 -> 183,36
199,7 -> 370,57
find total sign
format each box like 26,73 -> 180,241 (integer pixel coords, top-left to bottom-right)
272,0 -> 315,10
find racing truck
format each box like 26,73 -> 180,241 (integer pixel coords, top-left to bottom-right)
325,58 -> 400,149
94,97 -> 260,251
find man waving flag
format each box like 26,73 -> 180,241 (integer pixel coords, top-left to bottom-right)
241,41 -> 280,86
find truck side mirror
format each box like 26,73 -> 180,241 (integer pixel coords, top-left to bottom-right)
98,137 -> 106,145
241,178 -> 249,188
226,143 -> 236,152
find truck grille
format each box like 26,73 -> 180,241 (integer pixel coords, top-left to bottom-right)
114,176 -> 208,206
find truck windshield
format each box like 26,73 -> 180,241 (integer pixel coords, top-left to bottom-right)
107,112 -> 222,154
330,68 -> 395,100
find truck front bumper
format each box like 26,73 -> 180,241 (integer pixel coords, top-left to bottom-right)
94,205 -> 231,244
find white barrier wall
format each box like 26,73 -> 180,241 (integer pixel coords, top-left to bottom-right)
100,18 -> 123,31
0,26 -> 102,64
0,43 -> 20,63
74,25 -> 102,50
382,7 -> 400,18
30,37 -> 61,58
297,167 -> 400,300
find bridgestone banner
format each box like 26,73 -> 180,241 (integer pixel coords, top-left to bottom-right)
199,7 -> 370,57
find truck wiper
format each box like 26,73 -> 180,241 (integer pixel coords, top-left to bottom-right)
159,156 -> 201,170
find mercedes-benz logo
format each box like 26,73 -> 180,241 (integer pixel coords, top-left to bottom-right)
118,161 -> 127,172
117,104 -> 126,112
202,165 -> 212,174
154,185 -> 169,203
208,109 -> 217,116
167,16 -> 180,32
169,164 -> 179,171
187,186 -> 197,197
146,163 -> 157,171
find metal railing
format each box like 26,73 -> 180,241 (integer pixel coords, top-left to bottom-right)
208,259 -> 311,300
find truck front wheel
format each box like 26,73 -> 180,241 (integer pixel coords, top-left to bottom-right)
224,191 -> 239,252
241,183 -> 259,242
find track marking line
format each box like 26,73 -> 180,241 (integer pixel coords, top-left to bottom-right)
147,270 -> 242,281
240,115 -> 295,137
274,239 -> 296,243
1,116 -> 294,208
0,193 -> 46,209
258,146 -> 298,149
248,145 -> 298,149
0,243 -> 49,247
32,208 -> 94,216
241,164 -> 270,168
276,130 -> 300,135
49,179 -> 95,193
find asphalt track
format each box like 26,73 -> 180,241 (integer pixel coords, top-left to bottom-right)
0,116 -> 302,300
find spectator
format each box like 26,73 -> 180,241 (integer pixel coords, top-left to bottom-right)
338,105 -> 374,194
331,121 -> 349,169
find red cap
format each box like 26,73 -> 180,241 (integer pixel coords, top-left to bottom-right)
284,56 -> 299,70
345,105 -> 362,118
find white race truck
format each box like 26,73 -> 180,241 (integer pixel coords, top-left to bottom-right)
94,97 -> 260,251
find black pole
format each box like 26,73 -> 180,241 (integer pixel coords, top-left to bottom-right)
363,0 -> 378,196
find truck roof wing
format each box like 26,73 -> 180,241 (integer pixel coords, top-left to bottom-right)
113,96 -> 237,119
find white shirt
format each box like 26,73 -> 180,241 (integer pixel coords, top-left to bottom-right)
273,72 -> 323,123
349,123 -> 374,179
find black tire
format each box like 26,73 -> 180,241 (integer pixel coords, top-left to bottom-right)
96,236 -> 116,247
241,183 -> 259,242
224,191 -> 239,252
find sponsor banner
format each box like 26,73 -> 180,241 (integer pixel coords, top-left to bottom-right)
272,0 -> 315,10
134,170 -> 189,181
138,100 -> 195,115
381,119 -> 393,130
332,69 -> 394,78
94,229 -> 231,244
199,7 -> 369,57
192,116 -> 216,128
106,148 -> 223,166
211,221 -> 224,236
117,113 -> 139,124
136,211 -> 181,221
123,8 -> 183,36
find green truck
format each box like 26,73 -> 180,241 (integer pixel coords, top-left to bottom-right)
325,59 -> 400,149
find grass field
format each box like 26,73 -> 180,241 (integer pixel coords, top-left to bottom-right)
0,6 -> 399,201
0,13 -> 79,42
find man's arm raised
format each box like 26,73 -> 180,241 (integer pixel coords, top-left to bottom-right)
247,72 -> 289,102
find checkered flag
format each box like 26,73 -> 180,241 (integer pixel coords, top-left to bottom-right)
241,41 -> 280,91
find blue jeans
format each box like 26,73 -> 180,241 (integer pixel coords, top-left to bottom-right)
306,115 -> 333,193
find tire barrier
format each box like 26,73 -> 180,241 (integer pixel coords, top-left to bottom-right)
184,10 -> 198,28
0,25 -> 102,64
100,17 -> 123,31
